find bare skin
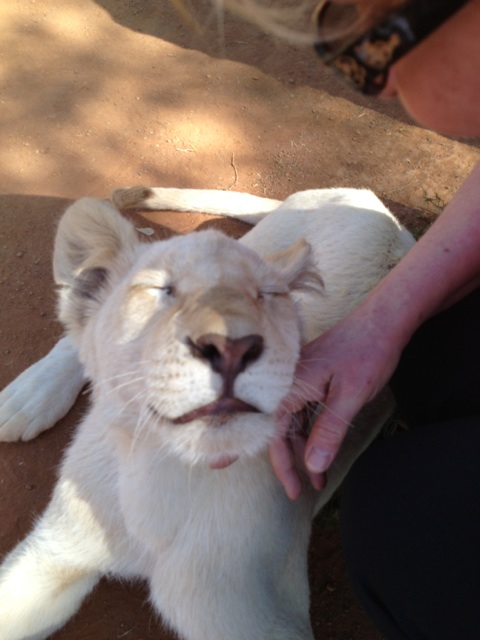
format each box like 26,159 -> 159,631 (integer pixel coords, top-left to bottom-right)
390,0 -> 480,136
271,0 -> 480,498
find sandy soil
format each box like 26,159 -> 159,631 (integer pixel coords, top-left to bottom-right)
1,1 -> 480,638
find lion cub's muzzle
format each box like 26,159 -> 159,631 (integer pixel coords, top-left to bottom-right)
189,333 -> 263,393
172,333 -> 263,425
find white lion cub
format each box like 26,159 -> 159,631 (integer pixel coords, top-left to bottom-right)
0,186 -> 414,640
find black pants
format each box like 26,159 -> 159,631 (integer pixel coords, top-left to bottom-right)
340,287 -> 480,640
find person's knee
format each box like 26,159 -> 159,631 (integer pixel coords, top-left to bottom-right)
339,419 -> 480,640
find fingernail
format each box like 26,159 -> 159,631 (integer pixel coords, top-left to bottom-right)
306,447 -> 332,474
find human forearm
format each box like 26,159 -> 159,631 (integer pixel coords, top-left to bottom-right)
362,161 -> 480,348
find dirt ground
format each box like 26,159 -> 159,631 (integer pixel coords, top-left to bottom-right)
1,1 -> 480,639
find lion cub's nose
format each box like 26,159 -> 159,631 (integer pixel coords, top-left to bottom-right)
189,333 -> 263,388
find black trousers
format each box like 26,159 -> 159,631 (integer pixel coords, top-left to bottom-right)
340,287 -> 480,640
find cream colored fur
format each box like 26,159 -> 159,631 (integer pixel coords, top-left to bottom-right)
0,186 -> 415,640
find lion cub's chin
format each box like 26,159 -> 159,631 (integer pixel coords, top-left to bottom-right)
148,411 -> 276,469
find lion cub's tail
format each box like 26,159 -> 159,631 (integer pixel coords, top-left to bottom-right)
111,186 -> 282,225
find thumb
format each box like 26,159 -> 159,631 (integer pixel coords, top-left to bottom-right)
304,397 -> 359,474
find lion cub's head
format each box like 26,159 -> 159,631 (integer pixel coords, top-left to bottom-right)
54,198 -> 321,468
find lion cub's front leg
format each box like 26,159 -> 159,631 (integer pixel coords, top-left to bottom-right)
0,337 -> 85,442
0,473 -> 108,640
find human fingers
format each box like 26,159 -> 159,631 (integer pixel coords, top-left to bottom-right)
304,395 -> 360,475
290,433 -> 326,492
273,400 -> 327,496
268,435 -> 303,500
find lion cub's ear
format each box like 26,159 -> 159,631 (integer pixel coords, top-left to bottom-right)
265,239 -> 324,293
54,198 -> 141,336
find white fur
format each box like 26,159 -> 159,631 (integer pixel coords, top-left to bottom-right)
0,186 -> 415,640
0,337 -> 84,441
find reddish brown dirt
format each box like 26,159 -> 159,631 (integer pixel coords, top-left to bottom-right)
1,1 -> 480,639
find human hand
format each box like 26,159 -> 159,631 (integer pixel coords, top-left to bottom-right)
270,308 -> 403,499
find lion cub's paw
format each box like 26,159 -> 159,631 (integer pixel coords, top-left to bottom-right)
0,338 -> 84,442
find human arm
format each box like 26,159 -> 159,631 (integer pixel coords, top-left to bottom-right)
271,161 -> 480,499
